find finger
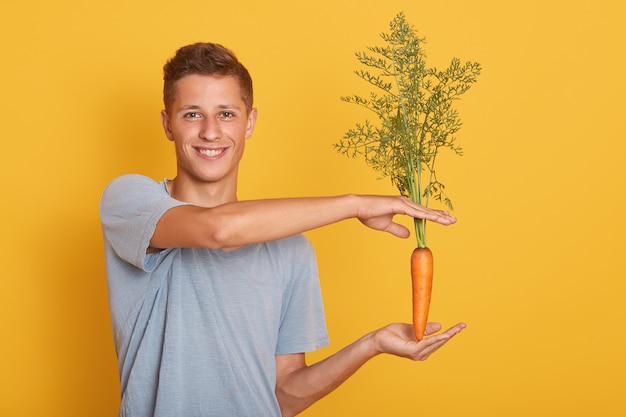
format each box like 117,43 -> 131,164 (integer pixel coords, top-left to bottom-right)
424,322 -> 465,337
444,322 -> 467,335
414,323 -> 466,360
415,330 -> 460,360
424,322 -> 443,335
384,222 -> 411,238
430,212 -> 457,225
415,337 -> 452,360
411,208 -> 457,225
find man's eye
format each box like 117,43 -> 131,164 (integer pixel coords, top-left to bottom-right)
184,112 -> 201,119
220,111 -> 234,119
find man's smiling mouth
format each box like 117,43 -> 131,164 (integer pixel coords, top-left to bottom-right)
198,148 -> 225,157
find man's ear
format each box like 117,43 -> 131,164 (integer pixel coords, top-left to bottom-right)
161,109 -> 174,141
245,108 -> 258,139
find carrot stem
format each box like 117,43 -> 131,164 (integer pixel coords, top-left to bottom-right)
414,218 -> 426,249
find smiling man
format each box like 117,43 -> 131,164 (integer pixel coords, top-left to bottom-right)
100,42 -> 465,417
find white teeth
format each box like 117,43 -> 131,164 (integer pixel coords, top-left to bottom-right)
199,148 -> 223,157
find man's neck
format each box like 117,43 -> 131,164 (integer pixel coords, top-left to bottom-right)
167,176 -> 238,208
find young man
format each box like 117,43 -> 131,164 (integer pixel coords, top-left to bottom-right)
100,42 -> 465,417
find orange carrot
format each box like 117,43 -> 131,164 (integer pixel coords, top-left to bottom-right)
411,247 -> 433,341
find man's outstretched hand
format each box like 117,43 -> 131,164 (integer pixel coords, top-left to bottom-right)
355,195 -> 457,238
370,322 -> 467,361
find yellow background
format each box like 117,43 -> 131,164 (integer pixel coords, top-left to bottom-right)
1,0 -> 625,415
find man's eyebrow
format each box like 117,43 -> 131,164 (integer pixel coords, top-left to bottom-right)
179,104 -> 201,110
216,103 -> 243,110
179,104 -> 242,110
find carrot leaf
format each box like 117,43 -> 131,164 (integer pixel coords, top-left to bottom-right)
334,11 -> 481,247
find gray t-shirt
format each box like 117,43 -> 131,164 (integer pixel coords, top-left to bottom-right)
100,174 -> 329,416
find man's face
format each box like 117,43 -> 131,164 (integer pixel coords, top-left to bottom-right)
161,74 -> 257,187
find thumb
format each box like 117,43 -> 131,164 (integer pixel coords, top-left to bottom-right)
385,223 -> 411,238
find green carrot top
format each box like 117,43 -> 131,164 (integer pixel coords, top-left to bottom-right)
334,11 -> 481,248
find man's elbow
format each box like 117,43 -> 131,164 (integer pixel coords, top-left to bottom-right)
275,389 -> 309,417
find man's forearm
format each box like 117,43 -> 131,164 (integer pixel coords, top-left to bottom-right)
151,195 -> 360,250
275,332 -> 379,417
205,195 -> 361,248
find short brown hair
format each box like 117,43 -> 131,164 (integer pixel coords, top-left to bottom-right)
163,43 -> 254,114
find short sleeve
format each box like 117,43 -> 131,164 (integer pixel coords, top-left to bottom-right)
275,236 -> 329,354
100,174 -> 188,270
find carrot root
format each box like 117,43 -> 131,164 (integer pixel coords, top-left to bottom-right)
411,247 -> 433,341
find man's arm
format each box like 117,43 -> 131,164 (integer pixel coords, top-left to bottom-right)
275,322 -> 466,417
150,194 -> 456,250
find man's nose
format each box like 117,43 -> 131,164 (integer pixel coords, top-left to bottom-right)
200,119 -> 222,141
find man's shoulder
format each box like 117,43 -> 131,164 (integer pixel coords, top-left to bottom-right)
100,174 -> 173,218
102,174 -> 166,200
105,173 -> 160,190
